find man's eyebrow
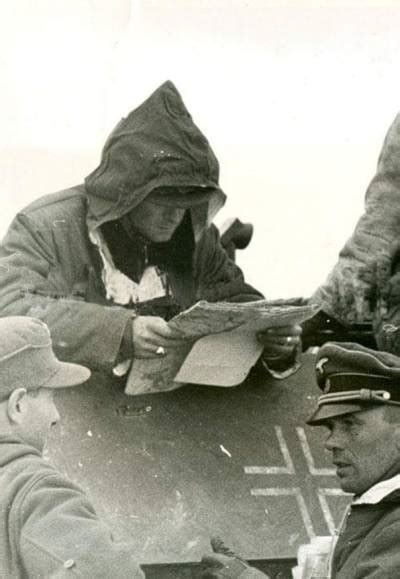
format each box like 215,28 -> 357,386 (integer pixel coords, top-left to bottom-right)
342,414 -> 363,424
325,414 -> 363,428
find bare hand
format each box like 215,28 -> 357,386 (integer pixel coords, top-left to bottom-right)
132,316 -> 187,359
258,324 -> 302,360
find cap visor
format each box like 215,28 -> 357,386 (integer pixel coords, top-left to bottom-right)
148,186 -> 222,208
42,361 -> 91,389
307,402 -> 365,425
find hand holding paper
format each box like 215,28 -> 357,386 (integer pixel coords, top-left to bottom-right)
131,316 -> 187,358
125,300 -> 320,395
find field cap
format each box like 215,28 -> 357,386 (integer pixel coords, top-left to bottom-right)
0,316 -> 91,402
307,342 -> 400,425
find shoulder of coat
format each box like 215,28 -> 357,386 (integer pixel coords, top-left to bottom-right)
17,185 -> 87,224
20,185 -> 86,214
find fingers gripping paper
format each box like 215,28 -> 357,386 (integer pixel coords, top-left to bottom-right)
125,300 -> 320,395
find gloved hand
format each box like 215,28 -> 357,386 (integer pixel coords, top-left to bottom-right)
131,315 -> 187,358
201,537 -> 269,578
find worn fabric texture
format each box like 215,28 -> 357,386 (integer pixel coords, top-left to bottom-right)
84,80 -> 226,236
0,436 -> 144,578
311,113 -> 400,328
0,81 -> 262,375
332,489 -> 400,578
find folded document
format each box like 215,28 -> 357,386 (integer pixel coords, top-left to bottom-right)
125,299 -> 320,395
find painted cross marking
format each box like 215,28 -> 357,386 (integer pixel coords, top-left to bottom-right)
244,426 -> 351,539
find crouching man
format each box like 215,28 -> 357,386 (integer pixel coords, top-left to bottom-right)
202,341 -> 400,578
303,341 -> 400,578
0,316 -> 145,578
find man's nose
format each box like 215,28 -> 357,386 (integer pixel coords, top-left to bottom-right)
324,427 -> 344,451
166,207 -> 184,221
52,405 -> 61,425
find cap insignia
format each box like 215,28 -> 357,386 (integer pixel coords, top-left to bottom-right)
316,357 -> 329,375
323,377 -> 331,393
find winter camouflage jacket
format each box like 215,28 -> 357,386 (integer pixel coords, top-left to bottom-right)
311,113 -> 400,354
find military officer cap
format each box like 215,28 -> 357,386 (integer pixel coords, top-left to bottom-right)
307,342 -> 400,425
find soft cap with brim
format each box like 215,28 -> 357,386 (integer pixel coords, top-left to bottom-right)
0,316 -> 90,402
307,402 -> 374,425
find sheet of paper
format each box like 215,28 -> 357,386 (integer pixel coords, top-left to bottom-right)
174,328 -> 263,386
125,342 -> 193,395
125,300 -> 320,394
169,299 -> 320,338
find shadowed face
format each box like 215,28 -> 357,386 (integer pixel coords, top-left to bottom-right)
321,406 -> 400,495
124,198 -> 186,243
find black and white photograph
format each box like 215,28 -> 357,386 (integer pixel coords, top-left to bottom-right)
1,1 -> 400,577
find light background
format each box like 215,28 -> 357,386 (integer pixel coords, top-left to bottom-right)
1,0 -> 399,298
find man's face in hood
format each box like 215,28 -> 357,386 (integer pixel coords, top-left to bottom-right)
121,185 -> 218,244
122,193 -> 186,243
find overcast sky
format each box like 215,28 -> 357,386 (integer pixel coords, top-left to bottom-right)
1,0 -> 400,297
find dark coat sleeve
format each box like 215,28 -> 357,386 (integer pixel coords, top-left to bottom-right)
374,307 -> 400,355
372,258 -> 400,354
337,520 -> 400,578
17,472 -> 145,578
0,213 -> 133,371
194,225 -> 264,303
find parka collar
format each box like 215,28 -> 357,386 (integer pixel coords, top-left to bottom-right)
353,473 -> 400,505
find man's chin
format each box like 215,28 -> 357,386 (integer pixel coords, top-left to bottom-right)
336,467 -> 358,494
149,232 -> 174,243
338,480 -> 355,494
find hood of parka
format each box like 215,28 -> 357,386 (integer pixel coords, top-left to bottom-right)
85,81 -> 226,240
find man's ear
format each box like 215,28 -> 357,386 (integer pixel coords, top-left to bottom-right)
7,388 -> 28,424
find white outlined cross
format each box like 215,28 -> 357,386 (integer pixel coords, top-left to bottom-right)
245,425 -> 351,539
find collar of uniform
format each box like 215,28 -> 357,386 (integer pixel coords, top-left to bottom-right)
353,473 -> 400,505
